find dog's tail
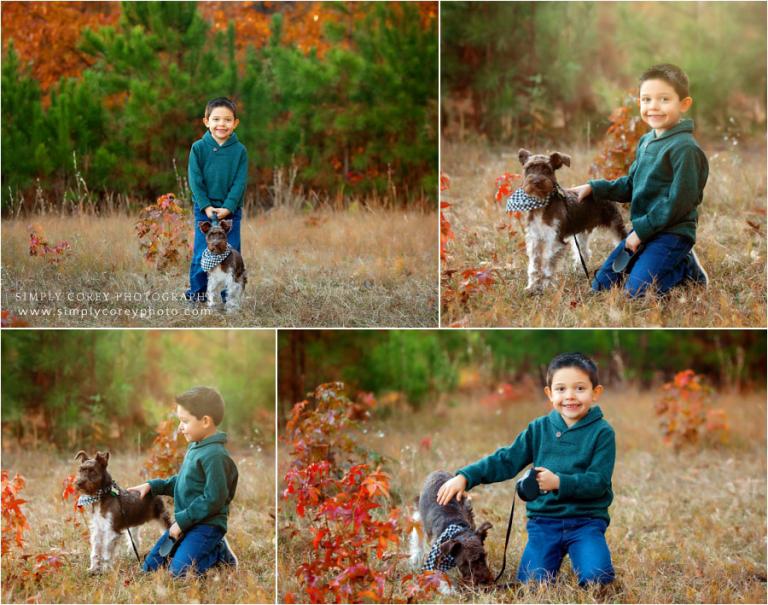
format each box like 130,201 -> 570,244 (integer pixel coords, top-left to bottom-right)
408,510 -> 424,569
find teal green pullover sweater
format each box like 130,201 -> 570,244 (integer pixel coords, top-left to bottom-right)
148,432 -> 238,533
188,131 -> 248,213
589,119 -> 708,244
457,407 -> 615,523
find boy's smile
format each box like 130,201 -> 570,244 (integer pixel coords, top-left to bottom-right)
544,367 -> 603,427
639,78 -> 692,137
204,106 -> 239,145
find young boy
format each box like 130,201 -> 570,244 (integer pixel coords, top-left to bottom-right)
185,97 -> 248,302
437,353 -> 615,586
130,386 -> 239,577
572,63 -> 709,297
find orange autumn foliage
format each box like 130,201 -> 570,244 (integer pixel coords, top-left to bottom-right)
1,1 -> 119,94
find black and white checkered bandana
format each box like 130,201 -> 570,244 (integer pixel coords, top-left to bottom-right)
423,523 -> 467,572
77,483 -> 119,508
201,245 -> 232,271
506,188 -> 553,212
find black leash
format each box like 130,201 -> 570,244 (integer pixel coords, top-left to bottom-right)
554,184 -> 591,282
113,481 -> 142,564
493,492 -> 518,584
572,234 -> 591,280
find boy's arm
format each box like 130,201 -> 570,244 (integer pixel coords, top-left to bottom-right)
188,146 -> 213,211
631,145 -> 707,242
222,148 -> 248,214
147,475 -> 178,497
588,158 -> 639,204
174,455 -> 237,532
554,427 -> 615,500
456,426 -> 534,490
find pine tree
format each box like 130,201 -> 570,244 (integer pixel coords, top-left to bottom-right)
1,42 -> 49,206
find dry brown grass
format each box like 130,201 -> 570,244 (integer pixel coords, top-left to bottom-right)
1,207 -> 438,327
279,387 -> 767,603
441,141 -> 767,327
1,448 -> 275,604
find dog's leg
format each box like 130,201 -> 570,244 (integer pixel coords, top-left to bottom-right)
206,277 -> 217,308
103,528 -> 122,570
224,280 -> 242,313
525,230 -> 543,291
88,517 -> 102,573
438,577 -> 455,596
540,229 -> 563,289
571,232 -> 591,271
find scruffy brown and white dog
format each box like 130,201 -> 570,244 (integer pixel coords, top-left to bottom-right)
514,149 -> 627,291
199,220 -> 247,312
74,451 -> 171,573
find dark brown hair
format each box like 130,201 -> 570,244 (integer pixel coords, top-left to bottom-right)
205,97 -> 238,119
639,64 -> 690,99
176,386 -> 225,425
546,352 -> 600,388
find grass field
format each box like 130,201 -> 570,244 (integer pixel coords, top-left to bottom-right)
441,142 -> 767,327
278,387 -> 767,603
1,207 -> 437,327
1,448 -> 275,604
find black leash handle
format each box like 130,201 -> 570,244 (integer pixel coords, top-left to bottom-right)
493,492 -> 517,584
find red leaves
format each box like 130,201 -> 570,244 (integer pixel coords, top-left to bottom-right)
589,93 -> 648,181
0,311 -> 29,328
494,171 -> 521,204
28,224 -> 71,264
656,370 -> 729,451
1,471 -> 30,554
142,416 -> 186,480
135,193 -> 191,272
282,383 -> 433,603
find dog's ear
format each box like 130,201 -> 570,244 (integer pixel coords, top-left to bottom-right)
220,219 -> 233,233
549,152 -> 571,170
95,451 -> 110,467
476,521 -> 492,542
518,148 -> 531,166
74,450 -> 89,463
440,538 -> 464,559
198,221 -> 212,234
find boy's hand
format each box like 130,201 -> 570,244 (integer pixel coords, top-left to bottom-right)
625,231 -> 642,253
128,483 -> 151,499
534,467 -> 560,492
215,207 -> 231,219
570,183 -> 593,203
436,474 -> 468,506
204,206 -> 216,219
169,522 -> 182,540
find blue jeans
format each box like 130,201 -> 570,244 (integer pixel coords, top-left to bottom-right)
592,232 -> 693,297
517,517 -> 615,586
185,206 -> 242,301
143,524 -> 227,577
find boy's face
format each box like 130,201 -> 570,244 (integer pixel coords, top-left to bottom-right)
203,106 -> 239,145
639,78 -> 692,136
176,404 -> 214,442
544,367 -> 603,427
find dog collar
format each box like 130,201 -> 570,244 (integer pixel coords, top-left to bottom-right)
77,483 -> 119,508
423,523 -> 468,572
201,245 -> 232,271
506,188 -> 554,212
